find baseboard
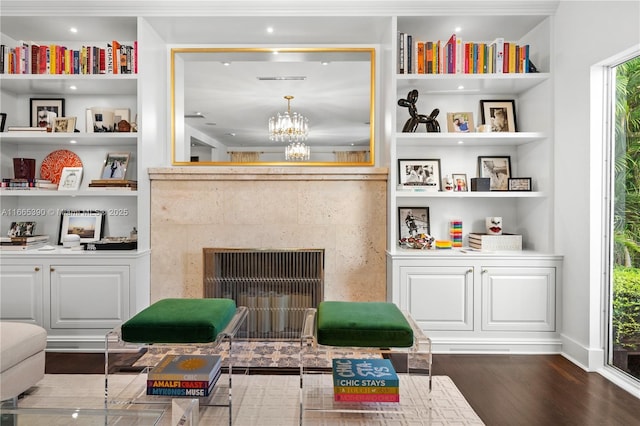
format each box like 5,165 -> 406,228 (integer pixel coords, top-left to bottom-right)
430,337 -> 563,354
560,333 -> 604,371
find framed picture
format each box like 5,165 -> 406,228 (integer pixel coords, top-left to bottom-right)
398,207 -> 430,241
7,221 -> 36,237
398,159 -> 442,191
101,152 -> 130,179
58,210 -> 105,244
0,113 -> 6,132
53,116 -> 77,133
480,100 -> 517,132
452,173 -> 468,192
58,167 -> 83,190
30,98 -> 65,128
478,156 -> 512,191
508,177 -> 532,191
446,112 -> 474,133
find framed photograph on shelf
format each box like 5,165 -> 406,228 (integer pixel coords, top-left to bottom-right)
58,210 -> 105,245
446,112 -> 474,133
7,221 -> 36,237
478,156 -> 512,191
0,113 -> 6,132
101,152 -> 130,179
53,117 -> 77,133
508,177 -> 532,191
452,173 -> 468,192
398,159 -> 441,191
480,100 -> 517,132
398,207 -> 430,241
58,167 -> 83,190
30,98 -> 65,128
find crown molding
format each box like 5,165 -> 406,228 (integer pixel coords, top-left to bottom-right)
1,1 -> 559,17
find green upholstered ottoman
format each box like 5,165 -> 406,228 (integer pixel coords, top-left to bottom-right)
121,298 -> 237,344
316,301 -> 414,348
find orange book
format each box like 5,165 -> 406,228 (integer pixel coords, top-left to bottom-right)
111,40 -> 120,74
417,41 -> 425,74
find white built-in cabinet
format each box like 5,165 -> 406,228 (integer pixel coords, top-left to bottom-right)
387,13 -> 563,352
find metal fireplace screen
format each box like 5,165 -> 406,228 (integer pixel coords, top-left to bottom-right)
203,248 -> 324,339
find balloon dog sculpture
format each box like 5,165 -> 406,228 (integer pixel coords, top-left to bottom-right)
397,89 -> 441,133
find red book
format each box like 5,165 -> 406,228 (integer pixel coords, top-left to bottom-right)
99,48 -> 106,74
334,393 -> 400,402
38,45 -> 48,74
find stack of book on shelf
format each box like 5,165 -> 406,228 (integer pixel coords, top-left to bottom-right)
1,179 -> 57,190
147,354 -> 222,397
332,358 -> 400,402
88,179 -> 137,190
397,32 -> 531,75
468,233 -> 523,251
1,235 -> 49,250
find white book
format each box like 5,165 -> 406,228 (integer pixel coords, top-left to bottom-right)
491,37 -> 504,74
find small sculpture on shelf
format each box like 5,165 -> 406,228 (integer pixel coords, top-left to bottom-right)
397,89 -> 441,133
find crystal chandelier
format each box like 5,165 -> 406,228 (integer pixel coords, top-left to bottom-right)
285,141 -> 310,161
269,95 -> 309,142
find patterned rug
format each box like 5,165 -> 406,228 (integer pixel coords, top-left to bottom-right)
133,340 -> 386,371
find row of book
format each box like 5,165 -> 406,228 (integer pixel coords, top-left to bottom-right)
147,354 -> 222,397
332,358 -> 400,403
1,178 -> 57,190
0,40 -> 137,75
398,33 -> 532,75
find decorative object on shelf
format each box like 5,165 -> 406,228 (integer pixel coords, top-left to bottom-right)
58,210 -> 106,245
30,98 -> 64,130
0,113 -> 6,131
62,234 -> 81,249
508,177 -> 532,191
397,89 -> 440,133
469,233 -> 522,251
268,95 -> 309,142
442,175 -> 454,192
446,112 -> 474,133
85,237 -> 137,251
450,220 -> 463,247
40,149 -> 83,184
398,159 -> 441,191
478,156 -> 511,191
13,158 -> 36,180
452,173 -> 468,192
470,177 -> 490,192
435,240 -> 453,250
88,107 -> 116,132
398,207 -> 432,249
101,152 -> 130,179
57,167 -> 83,191
52,117 -> 77,133
480,100 -> 517,132
285,141 -> 310,161
7,221 -> 36,237
486,217 -> 503,235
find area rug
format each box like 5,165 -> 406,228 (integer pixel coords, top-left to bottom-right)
17,374 -> 485,425
133,340 -> 430,371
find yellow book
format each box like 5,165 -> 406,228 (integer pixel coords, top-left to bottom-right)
49,44 -> 56,74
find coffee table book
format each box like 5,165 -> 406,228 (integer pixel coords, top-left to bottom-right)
332,358 -> 400,402
147,354 -> 221,382
146,369 -> 221,397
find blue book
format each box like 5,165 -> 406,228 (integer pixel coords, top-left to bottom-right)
332,358 -> 399,388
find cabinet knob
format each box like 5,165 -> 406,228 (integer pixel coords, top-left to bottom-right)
50,267 -> 55,272
482,269 -> 488,274
466,268 -> 473,274
34,267 -> 40,272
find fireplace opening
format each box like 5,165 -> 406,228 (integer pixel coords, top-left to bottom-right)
203,248 -> 324,339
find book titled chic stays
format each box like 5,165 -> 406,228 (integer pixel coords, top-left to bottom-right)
332,358 -> 400,402
148,354 -> 221,382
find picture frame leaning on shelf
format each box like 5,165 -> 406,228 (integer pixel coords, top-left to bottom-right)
398,158 -> 442,191
58,210 -> 106,245
480,99 -> 517,132
478,156 -> 512,191
30,98 -> 65,129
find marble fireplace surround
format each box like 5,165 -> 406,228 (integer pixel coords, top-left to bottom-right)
148,167 -> 388,303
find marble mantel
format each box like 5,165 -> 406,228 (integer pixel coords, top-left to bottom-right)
148,167 -> 388,303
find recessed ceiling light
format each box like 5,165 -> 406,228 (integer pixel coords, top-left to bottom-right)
226,132 -> 236,137
70,27 -> 78,34
266,27 -> 274,33
457,140 -> 464,145
455,26 -> 462,33
457,85 -> 464,90
69,85 -> 77,90
222,62 -> 230,66
70,140 -> 77,144
321,61 -> 329,66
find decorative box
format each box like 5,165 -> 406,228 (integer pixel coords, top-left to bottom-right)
470,178 -> 491,191
468,233 -> 522,251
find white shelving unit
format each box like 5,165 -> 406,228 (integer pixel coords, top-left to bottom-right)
0,17 -> 150,350
387,13 -> 563,353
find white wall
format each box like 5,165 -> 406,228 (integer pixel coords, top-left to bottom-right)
554,1 -> 640,370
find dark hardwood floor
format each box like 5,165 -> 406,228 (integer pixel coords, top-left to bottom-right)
45,352 -> 640,425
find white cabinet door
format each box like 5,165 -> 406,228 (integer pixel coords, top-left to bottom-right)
49,265 -> 130,329
481,267 -> 556,331
0,264 -> 43,325
400,266 -> 474,331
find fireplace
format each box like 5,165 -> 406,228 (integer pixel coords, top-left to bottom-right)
204,248 -> 324,339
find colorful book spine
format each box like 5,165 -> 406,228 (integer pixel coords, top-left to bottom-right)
148,354 -> 222,382
335,393 -> 400,402
332,358 -> 399,388
334,386 -> 399,394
